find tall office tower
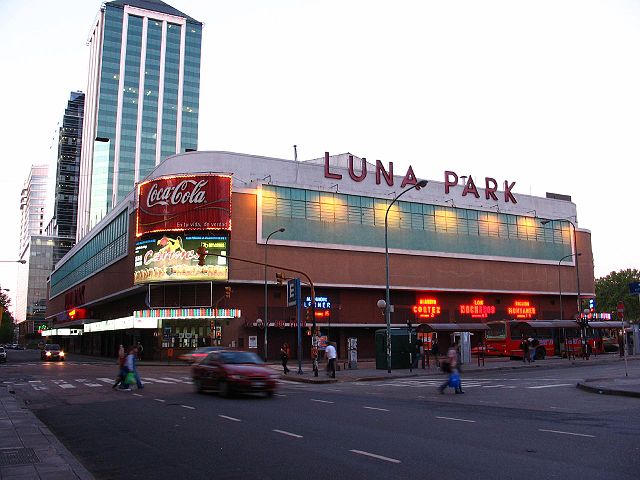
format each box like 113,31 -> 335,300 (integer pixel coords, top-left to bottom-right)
19,166 -> 48,257
17,165 -> 73,330
77,0 -> 202,239
46,91 -> 85,239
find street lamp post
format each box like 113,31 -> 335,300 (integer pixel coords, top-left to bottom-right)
557,252 -> 581,321
384,180 -> 428,373
264,228 -> 285,361
541,219 -> 581,316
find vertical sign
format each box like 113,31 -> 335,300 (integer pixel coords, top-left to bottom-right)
287,279 -> 297,307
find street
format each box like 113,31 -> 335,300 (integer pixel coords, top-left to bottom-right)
2,349 -> 639,479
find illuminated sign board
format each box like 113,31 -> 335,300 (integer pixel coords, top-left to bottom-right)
134,231 -> 229,284
136,174 -> 232,237
303,296 -> 331,309
413,297 -> 441,319
459,299 -> 496,319
507,300 -> 537,319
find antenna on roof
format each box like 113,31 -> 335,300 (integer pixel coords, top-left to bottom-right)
293,145 -> 298,162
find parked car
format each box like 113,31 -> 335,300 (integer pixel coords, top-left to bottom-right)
177,346 -> 224,364
602,336 -> 620,352
41,344 -> 65,361
192,350 -> 278,398
0,347 -> 6,363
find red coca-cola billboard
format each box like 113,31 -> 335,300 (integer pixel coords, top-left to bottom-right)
136,174 -> 232,237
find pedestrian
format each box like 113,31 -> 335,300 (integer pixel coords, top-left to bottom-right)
412,341 -> 420,369
325,341 -> 337,378
439,344 -> 464,394
112,345 -> 126,389
529,337 -> 538,363
280,342 -> 290,374
431,339 -> 439,367
120,346 -> 144,390
136,342 -> 143,360
520,336 -> 529,363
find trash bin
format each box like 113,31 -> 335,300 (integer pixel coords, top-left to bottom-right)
375,328 -> 417,369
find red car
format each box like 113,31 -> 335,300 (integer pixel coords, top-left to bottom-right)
191,350 -> 279,398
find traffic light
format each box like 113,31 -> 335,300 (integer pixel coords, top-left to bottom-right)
589,298 -> 595,313
196,246 -> 207,266
275,272 -> 285,285
305,306 -> 312,323
224,286 -> 232,298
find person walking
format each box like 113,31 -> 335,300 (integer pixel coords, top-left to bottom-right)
529,337 -> 537,363
439,344 -> 464,394
520,336 -> 530,363
112,345 -> 126,389
325,341 -> 337,378
431,339 -> 440,367
120,346 -> 144,390
136,342 -> 144,360
279,342 -> 290,374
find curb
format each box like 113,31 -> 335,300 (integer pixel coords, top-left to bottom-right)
576,381 -> 640,399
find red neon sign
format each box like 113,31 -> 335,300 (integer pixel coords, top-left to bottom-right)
413,297 -> 441,319
507,300 -> 537,319
459,299 -> 496,319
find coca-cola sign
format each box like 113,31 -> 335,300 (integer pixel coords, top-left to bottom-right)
136,174 -> 232,237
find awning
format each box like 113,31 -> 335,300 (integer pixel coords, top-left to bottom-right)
587,321 -> 628,329
416,323 -> 489,332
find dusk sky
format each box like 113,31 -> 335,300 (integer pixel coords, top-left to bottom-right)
0,0 -> 638,313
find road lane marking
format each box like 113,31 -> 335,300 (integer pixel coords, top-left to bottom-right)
482,385 -> 505,388
154,399 -> 165,403
219,415 -> 241,422
133,393 -> 143,397
59,384 -> 75,389
528,384 -> 573,389
162,377 -> 191,383
539,429 -> 594,438
97,378 -> 116,384
435,416 -> 476,423
311,399 -> 334,404
142,377 -> 174,384
363,406 -> 389,412
350,450 -> 401,464
273,429 -> 303,438
180,405 -> 196,410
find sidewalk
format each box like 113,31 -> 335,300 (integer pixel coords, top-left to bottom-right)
0,387 -> 94,480
272,354 -> 640,397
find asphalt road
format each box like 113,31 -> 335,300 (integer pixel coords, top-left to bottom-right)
2,349 -> 639,479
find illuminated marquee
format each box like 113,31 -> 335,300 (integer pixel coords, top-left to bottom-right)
507,300 -> 537,319
413,297 -> 441,319
459,299 -> 496,319
134,231 -> 229,284
136,174 -> 232,237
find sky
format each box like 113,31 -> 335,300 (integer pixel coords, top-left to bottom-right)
0,0 -> 639,313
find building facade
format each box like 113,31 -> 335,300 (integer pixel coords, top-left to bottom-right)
45,151 -> 595,362
77,0 -> 202,239
46,91 -> 85,239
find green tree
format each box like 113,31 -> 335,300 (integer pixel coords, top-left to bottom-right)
0,290 -> 15,344
595,269 -> 640,321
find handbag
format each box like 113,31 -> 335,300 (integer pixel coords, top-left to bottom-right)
125,372 -> 136,385
448,372 -> 460,389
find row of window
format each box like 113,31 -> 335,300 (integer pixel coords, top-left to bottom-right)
50,210 -> 129,297
263,186 -> 571,245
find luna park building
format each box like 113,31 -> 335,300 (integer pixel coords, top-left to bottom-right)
44,151 -> 594,361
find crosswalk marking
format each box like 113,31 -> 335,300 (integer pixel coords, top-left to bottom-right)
142,377 -> 174,384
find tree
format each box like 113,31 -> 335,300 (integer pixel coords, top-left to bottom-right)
0,290 -> 15,344
595,269 -> 640,321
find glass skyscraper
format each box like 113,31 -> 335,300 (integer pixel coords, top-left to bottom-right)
77,0 -> 202,239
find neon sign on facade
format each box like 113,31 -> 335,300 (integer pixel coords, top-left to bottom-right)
459,299 -> 496,319
413,297 -> 441,319
507,300 -> 537,319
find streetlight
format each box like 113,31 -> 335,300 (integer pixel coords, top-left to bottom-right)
384,180 -> 428,373
557,253 -> 581,320
541,219 -> 581,316
264,227 -> 285,361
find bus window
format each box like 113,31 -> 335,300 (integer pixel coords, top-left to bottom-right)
486,323 -> 506,339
